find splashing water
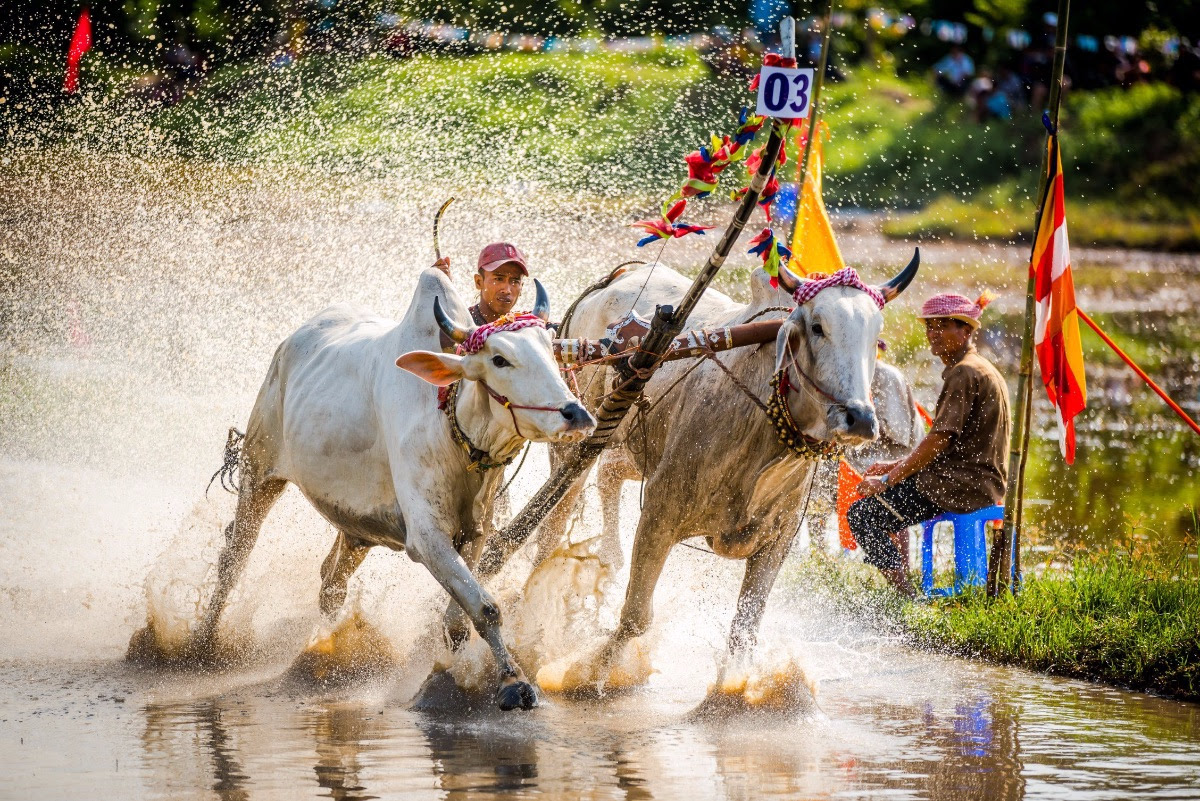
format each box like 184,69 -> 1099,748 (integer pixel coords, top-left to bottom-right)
692,650 -> 820,719
287,603 -> 404,687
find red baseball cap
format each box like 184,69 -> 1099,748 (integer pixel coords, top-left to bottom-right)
477,242 -> 529,275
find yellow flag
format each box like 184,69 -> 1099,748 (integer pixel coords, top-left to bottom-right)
789,121 -> 844,277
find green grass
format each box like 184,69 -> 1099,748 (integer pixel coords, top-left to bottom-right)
881,179 -> 1200,250
12,49 -> 1200,248
906,544 -> 1200,702
878,82 -> 1200,250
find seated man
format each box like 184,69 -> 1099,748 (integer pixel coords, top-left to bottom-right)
436,241 -> 529,325
848,292 -> 1010,596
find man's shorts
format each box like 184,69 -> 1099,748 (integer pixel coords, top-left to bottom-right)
847,477 -> 946,571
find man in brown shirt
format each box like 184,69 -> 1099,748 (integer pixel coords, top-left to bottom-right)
848,292 -> 1010,595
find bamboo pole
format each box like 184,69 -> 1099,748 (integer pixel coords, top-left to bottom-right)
991,0 -> 1070,597
1078,311 -> 1200,437
792,0 -> 835,224
476,19 -> 800,578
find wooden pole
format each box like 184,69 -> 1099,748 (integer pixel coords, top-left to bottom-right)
477,19 -> 800,578
1078,311 -> 1200,437
991,0 -> 1070,597
792,0 -> 835,220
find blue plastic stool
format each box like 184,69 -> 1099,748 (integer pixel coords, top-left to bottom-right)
920,505 -> 1005,597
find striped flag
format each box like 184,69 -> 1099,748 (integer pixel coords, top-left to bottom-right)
1031,133 -> 1087,463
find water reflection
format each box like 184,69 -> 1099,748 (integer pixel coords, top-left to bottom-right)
122,660 -> 1197,800
307,705 -> 381,801
141,700 -> 252,801
920,697 -> 1023,800
416,715 -> 540,797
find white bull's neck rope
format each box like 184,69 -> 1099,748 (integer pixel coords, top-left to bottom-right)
766,367 -> 843,461
441,380 -> 521,472
441,314 -> 562,471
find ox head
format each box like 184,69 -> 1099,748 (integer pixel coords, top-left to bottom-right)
772,250 -> 919,446
396,279 -> 597,444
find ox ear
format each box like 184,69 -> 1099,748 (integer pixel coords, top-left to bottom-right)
749,268 -> 778,306
774,319 -> 805,375
396,351 -> 465,387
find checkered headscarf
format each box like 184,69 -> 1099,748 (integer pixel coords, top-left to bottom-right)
791,267 -> 885,310
455,313 -> 547,355
917,292 -> 994,329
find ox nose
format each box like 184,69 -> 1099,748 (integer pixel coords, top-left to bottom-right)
560,402 -> 596,431
842,401 -> 878,440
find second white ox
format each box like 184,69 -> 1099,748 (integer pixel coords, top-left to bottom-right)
191,269 -> 596,710
537,253 -> 918,685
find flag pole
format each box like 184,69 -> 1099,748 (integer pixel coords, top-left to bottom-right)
991,0 -> 1071,598
792,0 -> 836,220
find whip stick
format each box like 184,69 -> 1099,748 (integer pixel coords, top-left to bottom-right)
477,19 -> 799,578
433,197 -> 455,261
993,0 -> 1070,598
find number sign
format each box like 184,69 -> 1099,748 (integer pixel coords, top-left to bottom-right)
754,66 -> 815,118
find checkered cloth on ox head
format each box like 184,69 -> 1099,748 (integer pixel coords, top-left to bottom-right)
455,313 -> 547,355
791,267 -> 886,310
917,292 -> 993,329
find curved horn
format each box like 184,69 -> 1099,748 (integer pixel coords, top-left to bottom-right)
776,260 -> 807,296
878,247 -> 920,303
433,296 -> 471,343
531,278 -> 551,322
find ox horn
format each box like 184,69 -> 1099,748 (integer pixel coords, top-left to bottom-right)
775,259 -> 807,295
531,278 -> 551,322
877,247 -> 920,303
433,296 -> 472,343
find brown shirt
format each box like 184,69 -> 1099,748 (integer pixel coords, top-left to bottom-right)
915,347 -> 1011,513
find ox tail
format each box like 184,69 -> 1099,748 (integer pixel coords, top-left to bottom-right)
557,260 -> 645,338
206,427 -> 246,497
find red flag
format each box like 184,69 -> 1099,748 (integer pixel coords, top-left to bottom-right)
63,7 -> 93,94
1031,133 -> 1087,463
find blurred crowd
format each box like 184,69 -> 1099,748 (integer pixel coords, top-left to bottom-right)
931,13 -> 1200,124
15,2 -> 1196,115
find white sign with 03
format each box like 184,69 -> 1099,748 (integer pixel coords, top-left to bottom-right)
755,66 -> 815,118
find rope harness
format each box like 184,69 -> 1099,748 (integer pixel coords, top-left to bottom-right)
613,320 -> 844,463
478,380 -> 563,439
440,380 -> 521,472
766,369 -> 842,460
438,311 -> 565,471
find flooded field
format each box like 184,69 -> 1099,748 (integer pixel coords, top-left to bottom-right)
2,151 -> 1199,799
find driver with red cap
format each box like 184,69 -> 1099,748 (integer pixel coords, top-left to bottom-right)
436,242 -> 529,326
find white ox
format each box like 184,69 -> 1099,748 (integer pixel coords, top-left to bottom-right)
189,269 -> 596,710
562,359 -> 923,568
536,254 -> 918,683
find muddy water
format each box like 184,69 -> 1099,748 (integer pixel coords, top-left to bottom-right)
3,152 -> 1199,799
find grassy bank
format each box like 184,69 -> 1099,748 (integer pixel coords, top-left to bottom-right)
879,82 -> 1200,250
881,179 -> 1200,251
9,48 -> 1200,248
905,548 -> 1200,702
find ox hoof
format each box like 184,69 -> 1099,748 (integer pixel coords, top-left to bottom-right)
496,679 -> 539,711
